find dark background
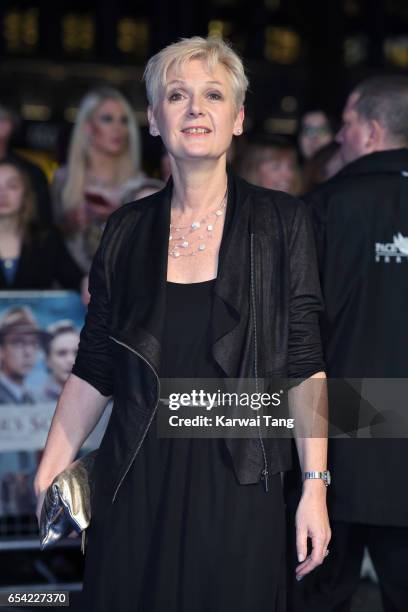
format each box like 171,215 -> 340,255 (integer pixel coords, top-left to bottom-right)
0,0 -> 407,171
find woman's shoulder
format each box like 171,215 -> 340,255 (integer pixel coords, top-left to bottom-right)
19,225 -> 69,265
25,223 -> 65,246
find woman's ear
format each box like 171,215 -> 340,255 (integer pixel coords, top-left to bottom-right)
147,107 -> 160,137
233,106 -> 245,136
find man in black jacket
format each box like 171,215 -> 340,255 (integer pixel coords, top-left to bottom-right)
287,76 -> 408,611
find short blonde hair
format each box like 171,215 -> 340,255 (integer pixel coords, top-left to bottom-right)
143,36 -> 249,111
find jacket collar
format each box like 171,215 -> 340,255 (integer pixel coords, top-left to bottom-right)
335,148 -> 408,179
111,167 -> 252,377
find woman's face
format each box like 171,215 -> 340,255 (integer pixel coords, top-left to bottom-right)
148,59 -> 244,164
87,99 -> 130,156
299,111 -> 333,159
0,165 -> 25,219
258,149 -> 298,194
47,331 -> 79,386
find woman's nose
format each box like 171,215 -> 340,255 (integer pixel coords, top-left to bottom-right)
188,96 -> 204,116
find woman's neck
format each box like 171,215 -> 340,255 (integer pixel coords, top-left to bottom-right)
87,149 -> 123,186
170,157 -> 228,216
0,217 -> 22,257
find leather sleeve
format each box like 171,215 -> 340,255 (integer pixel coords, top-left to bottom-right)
71,218 -> 115,397
287,199 -> 326,379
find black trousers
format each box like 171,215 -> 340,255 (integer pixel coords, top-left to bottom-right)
286,517 -> 408,612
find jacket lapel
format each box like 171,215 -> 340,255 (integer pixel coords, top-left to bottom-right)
111,170 -> 252,378
110,181 -> 171,374
211,171 -> 251,377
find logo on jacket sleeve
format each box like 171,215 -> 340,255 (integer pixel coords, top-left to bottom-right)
375,233 -> 408,263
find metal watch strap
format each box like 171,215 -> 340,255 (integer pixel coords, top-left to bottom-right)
303,470 -> 331,486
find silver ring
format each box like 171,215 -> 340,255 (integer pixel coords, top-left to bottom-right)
324,549 -> 330,558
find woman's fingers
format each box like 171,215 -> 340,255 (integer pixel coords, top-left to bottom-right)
295,497 -> 331,580
295,531 -> 331,580
35,490 -> 46,528
296,524 -> 308,563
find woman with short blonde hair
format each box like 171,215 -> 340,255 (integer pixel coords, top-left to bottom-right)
144,35 -> 249,111
36,36 -> 330,612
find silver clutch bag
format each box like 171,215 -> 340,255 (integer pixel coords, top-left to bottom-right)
39,450 -> 97,554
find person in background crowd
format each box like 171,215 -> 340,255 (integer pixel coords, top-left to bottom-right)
298,110 -> 334,161
0,307 -> 42,404
287,75 -> 408,612
41,321 -> 80,402
51,86 -> 160,273
0,159 -> 84,293
0,104 -> 52,227
236,134 -> 302,195
301,141 -> 344,194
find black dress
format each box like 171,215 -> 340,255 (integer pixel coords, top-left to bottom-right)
78,279 -> 287,612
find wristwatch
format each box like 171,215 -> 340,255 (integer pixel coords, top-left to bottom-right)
303,470 -> 331,487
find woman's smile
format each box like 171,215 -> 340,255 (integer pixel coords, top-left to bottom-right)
181,126 -> 212,136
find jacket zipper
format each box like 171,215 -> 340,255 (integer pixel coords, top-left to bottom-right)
108,335 -> 161,504
250,232 -> 269,493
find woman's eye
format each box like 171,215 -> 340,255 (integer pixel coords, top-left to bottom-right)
168,92 -> 184,102
208,92 -> 222,100
99,114 -> 114,123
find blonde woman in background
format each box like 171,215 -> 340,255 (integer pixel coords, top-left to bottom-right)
51,86 -> 163,272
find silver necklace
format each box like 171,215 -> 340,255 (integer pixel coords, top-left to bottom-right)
168,189 -> 227,258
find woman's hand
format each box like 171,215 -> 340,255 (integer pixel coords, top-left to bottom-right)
84,189 -> 120,220
35,486 -> 46,530
294,480 -> 331,581
35,483 -> 79,541
63,208 -> 89,233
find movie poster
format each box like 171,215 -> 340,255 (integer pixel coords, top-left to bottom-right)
0,291 -> 110,518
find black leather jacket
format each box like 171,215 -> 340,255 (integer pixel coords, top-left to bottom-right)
72,169 -> 325,513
